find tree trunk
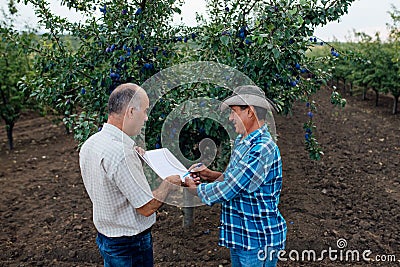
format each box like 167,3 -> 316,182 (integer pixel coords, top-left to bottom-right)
182,190 -> 194,227
374,89 -> 379,107
343,78 -> 346,92
349,82 -> 353,96
64,124 -> 71,135
393,95 -> 399,115
6,122 -> 14,150
362,88 -> 367,100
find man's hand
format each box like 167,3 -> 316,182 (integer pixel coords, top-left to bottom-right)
134,146 -> 146,156
188,163 -> 207,172
137,175 -> 183,217
188,163 -> 221,182
184,176 -> 198,189
184,177 -> 200,196
165,175 -> 183,188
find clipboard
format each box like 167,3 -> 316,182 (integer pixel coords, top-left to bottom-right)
138,148 -> 188,182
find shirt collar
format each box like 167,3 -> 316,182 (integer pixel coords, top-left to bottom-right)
237,124 -> 269,146
102,123 -> 136,147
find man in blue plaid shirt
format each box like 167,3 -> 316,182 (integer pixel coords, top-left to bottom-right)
185,85 -> 287,267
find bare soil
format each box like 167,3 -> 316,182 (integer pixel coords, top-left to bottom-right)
1,88 -> 399,267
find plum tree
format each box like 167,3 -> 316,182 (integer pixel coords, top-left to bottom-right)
0,1 -> 36,149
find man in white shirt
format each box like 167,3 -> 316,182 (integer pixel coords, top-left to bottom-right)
79,83 -> 181,267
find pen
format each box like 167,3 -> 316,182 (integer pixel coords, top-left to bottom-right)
182,163 -> 203,178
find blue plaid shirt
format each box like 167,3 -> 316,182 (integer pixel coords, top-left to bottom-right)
197,124 -> 287,250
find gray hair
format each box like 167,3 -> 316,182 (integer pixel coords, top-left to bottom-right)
108,83 -> 142,115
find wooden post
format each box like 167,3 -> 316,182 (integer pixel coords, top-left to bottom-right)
182,189 -> 194,227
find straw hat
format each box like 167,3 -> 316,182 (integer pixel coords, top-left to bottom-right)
220,85 -> 277,111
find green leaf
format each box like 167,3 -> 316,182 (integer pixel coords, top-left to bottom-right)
220,35 -> 230,46
272,48 -> 281,59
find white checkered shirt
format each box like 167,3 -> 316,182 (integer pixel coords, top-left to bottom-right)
79,123 -> 155,237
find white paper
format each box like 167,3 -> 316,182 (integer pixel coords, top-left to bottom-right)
140,148 -> 188,181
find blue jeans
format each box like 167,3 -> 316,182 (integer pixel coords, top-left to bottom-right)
230,246 -> 279,267
96,230 -> 153,267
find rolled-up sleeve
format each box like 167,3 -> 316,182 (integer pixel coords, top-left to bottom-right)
113,152 -> 154,209
197,143 -> 275,206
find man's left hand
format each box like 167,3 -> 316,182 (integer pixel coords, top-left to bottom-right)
134,146 -> 146,156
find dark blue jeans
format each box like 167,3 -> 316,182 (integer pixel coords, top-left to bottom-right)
230,246 -> 279,267
96,230 -> 153,267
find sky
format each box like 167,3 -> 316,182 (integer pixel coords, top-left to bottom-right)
0,0 -> 398,42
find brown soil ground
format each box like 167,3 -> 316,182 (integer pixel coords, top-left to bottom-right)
0,88 -> 399,267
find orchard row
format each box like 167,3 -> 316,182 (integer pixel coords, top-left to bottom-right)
330,37 -> 399,115
307,6 -> 400,115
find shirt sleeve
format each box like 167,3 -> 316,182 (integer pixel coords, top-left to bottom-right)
197,142 -> 275,206
112,151 -> 154,209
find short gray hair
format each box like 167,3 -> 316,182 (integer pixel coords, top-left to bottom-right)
108,83 -> 142,115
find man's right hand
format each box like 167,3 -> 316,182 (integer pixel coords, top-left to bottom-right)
188,163 -> 219,182
138,175 -> 182,217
